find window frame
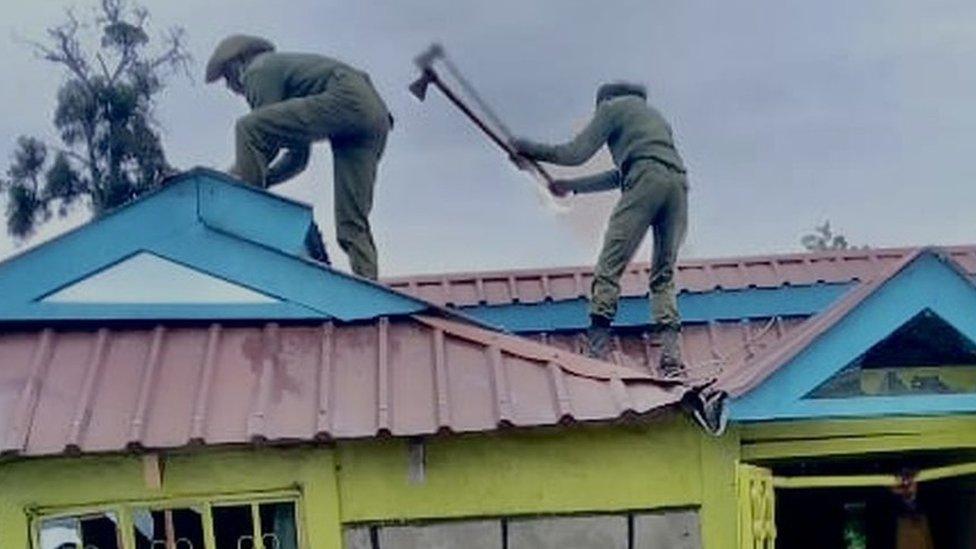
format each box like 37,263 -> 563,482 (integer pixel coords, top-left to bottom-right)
30,489 -> 305,549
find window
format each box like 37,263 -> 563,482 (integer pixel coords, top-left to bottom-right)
132,507 -> 204,549
34,497 -> 300,549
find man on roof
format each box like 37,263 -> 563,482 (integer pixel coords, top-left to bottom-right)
512,82 -> 689,378
206,35 -> 392,280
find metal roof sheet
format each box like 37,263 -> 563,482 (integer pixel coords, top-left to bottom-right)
0,315 -> 687,458
384,246 -> 976,307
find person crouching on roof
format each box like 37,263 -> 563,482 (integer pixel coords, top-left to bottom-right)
206,35 -> 393,280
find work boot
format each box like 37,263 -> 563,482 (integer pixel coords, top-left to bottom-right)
686,389 -> 728,436
658,327 -> 687,380
586,315 -> 613,361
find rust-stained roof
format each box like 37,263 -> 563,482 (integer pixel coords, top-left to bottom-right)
384,246 -> 976,307
0,315 -> 687,458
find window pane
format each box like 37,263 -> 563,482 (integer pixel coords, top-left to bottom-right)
259,502 -> 298,549
213,505 -> 255,549
40,512 -> 121,549
133,507 -> 205,549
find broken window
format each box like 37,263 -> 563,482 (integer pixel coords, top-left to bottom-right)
39,512 -> 122,549
809,310 -> 976,398
132,507 -> 205,549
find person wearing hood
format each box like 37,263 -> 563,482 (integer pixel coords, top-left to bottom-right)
206,35 -> 392,280
512,82 -> 689,378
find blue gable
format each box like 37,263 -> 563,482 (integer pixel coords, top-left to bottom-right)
730,251 -> 976,421
0,168 -> 427,322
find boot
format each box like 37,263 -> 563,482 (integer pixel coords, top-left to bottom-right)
658,327 -> 687,379
586,315 -> 612,361
687,389 -> 728,436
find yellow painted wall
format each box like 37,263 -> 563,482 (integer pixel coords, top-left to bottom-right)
0,413 -> 739,549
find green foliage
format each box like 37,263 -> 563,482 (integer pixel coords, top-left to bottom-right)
3,0 -> 189,239
801,220 -> 866,252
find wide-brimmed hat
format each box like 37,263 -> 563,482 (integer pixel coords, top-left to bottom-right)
205,34 -> 275,83
595,81 -> 647,105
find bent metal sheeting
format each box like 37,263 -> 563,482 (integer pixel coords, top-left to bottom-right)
0,315 -> 686,457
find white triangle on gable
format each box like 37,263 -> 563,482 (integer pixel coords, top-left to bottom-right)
43,252 -> 279,304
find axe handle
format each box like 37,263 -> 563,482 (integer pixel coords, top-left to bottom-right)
424,69 -> 556,186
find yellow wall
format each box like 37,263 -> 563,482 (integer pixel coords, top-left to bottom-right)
0,413 -> 739,549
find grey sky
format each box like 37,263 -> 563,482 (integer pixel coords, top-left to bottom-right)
1,1 -> 975,276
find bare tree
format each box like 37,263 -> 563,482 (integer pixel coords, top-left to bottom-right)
2,0 -> 190,239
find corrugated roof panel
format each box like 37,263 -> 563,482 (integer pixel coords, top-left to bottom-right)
388,322 -> 439,436
443,335 -> 497,432
676,265 -> 715,293
446,280 -> 481,307
483,278 -> 514,305
548,273 -> 583,302
83,330 -> 148,452
263,326 -> 320,441
1,310 -> 810,457
145,327 -> 210,448
386,246 -> 976,309
740,261 -> 781,288
505,353 -> 559,427
514,277 -> 547,304
30,331 -> 95,455
330,325 -> 381,438
950,249 -> 976,274
206,327 -> 262,444
618,268 -> 647,297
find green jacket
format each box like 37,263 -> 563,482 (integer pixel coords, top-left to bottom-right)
240,52 -> 389,186
242,52 -> 354,109
518,96 -> 685,193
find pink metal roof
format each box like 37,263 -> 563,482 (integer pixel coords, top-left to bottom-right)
384,246 -> 976,306
0,315 -> 690,458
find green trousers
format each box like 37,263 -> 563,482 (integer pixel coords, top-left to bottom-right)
234,68 -> 390,279
590,159 -> 688,329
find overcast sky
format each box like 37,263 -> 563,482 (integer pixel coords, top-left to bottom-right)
1,1 -> 975,276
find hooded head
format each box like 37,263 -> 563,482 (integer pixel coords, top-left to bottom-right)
205,34 -> 275,85
595,81 -> 647,106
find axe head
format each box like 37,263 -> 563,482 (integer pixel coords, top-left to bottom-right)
408,43 -> 445,101
408,69 -> 435,101
413,43 -> 444,70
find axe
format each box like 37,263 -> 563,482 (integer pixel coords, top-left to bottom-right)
409,44 -> 556,187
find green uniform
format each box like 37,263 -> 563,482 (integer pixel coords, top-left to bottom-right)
233,52 -> 391,280
516,95 -> 688,329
